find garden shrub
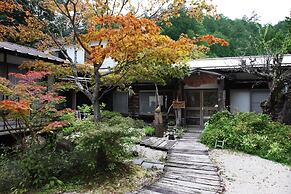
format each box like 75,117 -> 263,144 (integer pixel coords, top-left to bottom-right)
101,110 -> 122,120
201,111 -> 291,165
0,110 -> 145,193
60,110 -> 144,171
144,126 -> 155,136
75,123 -> 142,171
102,111 -> 144,129
0,144 -> 77,193
77,104 -> 93,119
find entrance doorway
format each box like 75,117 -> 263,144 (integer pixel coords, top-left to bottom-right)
185,90 -> 218,126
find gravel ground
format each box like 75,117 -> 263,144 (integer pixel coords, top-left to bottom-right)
209,149 -> 291,194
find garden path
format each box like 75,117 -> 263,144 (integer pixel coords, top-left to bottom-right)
137,127 -> 223,194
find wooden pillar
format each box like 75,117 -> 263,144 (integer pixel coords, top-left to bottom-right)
4,53 -> 8,79
71,90 -> 77,110
175,109 -> 182,126
217,77 -> 225,111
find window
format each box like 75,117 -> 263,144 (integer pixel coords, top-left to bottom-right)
230,90 -> 251,113
139,92 -> 167,115
230,90 -> 269,113
113,91 -> 128,113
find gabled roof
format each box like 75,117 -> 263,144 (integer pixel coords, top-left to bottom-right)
0,42 -> 65,63
187,54 -> 291,70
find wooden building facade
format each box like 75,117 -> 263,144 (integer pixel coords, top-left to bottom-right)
109,55 -> 291,127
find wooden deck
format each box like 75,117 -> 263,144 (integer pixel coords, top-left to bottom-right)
140,137 -> 177,151
137,127 -> 223,194
0,120 -> 25,136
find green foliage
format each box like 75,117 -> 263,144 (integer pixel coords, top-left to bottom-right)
0,110 -> 145,193
201,111 -> 291,165
0,145 -> 76,193
63,119 -> 96,137
101,111 -> 145,129
175,127 -> 185,139
77,104 -> 93,118
75,123 -> 142,171
161,11 -> 291,57
101,110 -> 122,120
144,126 -> 155,136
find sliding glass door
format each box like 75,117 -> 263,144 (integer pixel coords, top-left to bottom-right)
185,90 -> 218,126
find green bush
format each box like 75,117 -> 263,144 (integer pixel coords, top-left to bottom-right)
0,110 -> 145,193
102,111 -> 144,129
77,104 -> 93,117
75,123 -> 142,171
144,126 -> 155,136
62,118 -> 96,136
0,144 -> 78,193
201,111 -> 291,165
101,110 -> 122,121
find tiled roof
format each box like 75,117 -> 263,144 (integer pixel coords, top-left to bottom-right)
187,54 -> 291,70
0,42 -> 65,63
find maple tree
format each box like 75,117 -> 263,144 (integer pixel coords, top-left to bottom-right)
0,71 -> 68,143
0,0 -> 228,123
0,0 -> 48,45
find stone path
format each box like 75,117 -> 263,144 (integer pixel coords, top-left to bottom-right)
137,127 -> 223,194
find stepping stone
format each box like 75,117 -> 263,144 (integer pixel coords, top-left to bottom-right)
132,158 -> 144,165
142,162 -> 164,170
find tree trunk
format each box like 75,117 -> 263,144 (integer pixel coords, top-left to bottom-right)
92,64 -> 101,123
154,84 -> 164,137
92,99 -> 101,123
262,81 -> 284,120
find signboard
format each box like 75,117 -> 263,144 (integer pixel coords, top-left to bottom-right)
172,101 -> 185,109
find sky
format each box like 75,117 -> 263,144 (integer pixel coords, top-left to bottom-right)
212,0 -> 291,24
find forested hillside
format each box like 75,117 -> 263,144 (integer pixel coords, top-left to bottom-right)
160,11 -> 291,57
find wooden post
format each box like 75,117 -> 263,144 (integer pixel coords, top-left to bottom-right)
217,77 -> 225,111
173,101 -> 185,127
175,109 -> 182,126
71,90 -> 77,110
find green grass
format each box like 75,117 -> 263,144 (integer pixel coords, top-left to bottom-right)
144,126 -> 155,136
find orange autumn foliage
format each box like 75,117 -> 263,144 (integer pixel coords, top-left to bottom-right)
0,71 -> 67,134
196,35 -> 229,46
0,100 -> 30,116
0,0 -> 47,43
0,0 -> 228,122
83,13 -> 228,66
